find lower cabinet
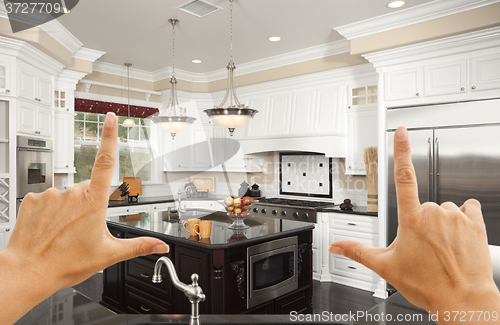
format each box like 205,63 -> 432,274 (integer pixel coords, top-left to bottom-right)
102,223 -> 313,315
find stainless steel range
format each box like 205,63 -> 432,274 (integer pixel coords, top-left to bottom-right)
252,198 -> 335,223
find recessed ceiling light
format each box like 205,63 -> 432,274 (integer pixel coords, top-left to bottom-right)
192,59 -> 202,64
268,36 -> 281,42
388,1 -> 405,8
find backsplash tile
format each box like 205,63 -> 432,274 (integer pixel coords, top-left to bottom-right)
280,154 -> 332,198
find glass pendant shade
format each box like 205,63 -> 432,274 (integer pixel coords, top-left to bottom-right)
152,19 -> 196,140
123,118 -> 135,127
204,1 -> 257,136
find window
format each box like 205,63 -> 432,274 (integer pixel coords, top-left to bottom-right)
74,112 -> 153,184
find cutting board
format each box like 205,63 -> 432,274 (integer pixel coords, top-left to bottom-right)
123,177 -> 142,196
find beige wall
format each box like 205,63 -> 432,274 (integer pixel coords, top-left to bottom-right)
351,2 -> 500,55
67,58 -> 93,74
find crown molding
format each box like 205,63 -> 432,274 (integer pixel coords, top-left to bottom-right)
72,47 -> 105,62
92,61 -> 154,82
204,40 -> 351,82
55,70 -> 87,90
334,0 -> 500,40
0,36 -> 64,74
94,40 -> 350,84
363,26 -> 500,68
0,0 -> 83,53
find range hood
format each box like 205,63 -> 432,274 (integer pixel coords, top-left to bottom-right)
239,134 -> 347,158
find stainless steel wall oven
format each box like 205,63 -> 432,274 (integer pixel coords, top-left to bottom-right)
17,136 -> 53,199
247,236 -> 298,308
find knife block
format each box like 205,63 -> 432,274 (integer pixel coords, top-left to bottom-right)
109,187 -> 125,201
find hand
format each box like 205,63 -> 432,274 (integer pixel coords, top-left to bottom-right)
329,126 -> 500,324
0,112 -> 169,324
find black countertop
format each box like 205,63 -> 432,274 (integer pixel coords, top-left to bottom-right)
14,287 -> 349,325
107,210 -> 315,249
17,287 -> 433,324
316,206 -> 378,217
108,195 -> 230,208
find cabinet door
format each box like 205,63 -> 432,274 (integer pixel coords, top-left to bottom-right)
0,59 -> 12,95
17,101 -> 37,134
54,113 -> 72,171
37,74 -> 53,107
384,67 -> 422,101
0,227 -> 10,253
190,125 -> 212,169
314,86 -> 343,133
37,107 -> 53,138
470,53 -> 500,92
345,109 -> 378,175
171,129 -> 190,170
246,97 -> 269,138
18,65 -> 37,101
267,94 -> 290,136
424,59 -> 467,97
289,90 -> 314,134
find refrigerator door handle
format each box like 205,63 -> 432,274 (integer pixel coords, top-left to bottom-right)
427,137 -> 433,202
434,137 -> 440,204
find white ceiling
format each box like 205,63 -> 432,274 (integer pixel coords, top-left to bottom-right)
57,0 -> 436,73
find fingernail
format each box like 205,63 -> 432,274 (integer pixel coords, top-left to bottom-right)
395,126 -> 408,140
151,243 -> 169,254
328,245 -> 344,255
104,112 -> 116,128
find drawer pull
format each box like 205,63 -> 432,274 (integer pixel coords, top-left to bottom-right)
347,265 -> 357,270
140,305 -> 151,312
140,273 -> 150,278
347,222 -> 357,226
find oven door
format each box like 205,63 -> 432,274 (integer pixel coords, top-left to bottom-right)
247,236 -> 298,308
17,149 -> 53,199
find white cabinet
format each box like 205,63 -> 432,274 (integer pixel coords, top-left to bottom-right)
54,112 -> 74,172
384,67 -> 422,101
313,86 -> 343,134
424,59 -> 467,97
267,94 -> 291,136
470,53 -> 500,92
0,56 -> 13,96
18,63 -> 53,107
245,97 -> 269,137
17,101 -> 53,137
0,226 -> 11,253
289,90 -> 314,134
345,109 -> 378,175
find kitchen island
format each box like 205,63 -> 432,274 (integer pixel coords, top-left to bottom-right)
102,210 -> 314,315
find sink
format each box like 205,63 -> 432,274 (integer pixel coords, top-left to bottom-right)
179,208 -> 216,219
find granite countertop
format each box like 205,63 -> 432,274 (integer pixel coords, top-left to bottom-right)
108,195 -> 230,208
15,287 -> 350,325
107,210 -> 314,249
316,206 -> 378,217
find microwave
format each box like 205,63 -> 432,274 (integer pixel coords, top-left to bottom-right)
247,236 -> 298,308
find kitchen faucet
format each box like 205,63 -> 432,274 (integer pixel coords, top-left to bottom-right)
152,256 -> 205,325
177,188 -> 187,213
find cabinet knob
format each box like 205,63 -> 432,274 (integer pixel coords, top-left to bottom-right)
5,228 -> 10,232
5,89 -> 10,93
471,86 -> 476,90
66,165 -> 69,168
348,166 -> 352,169
416,93 -> 420,96
116,233 -> 121,238
347,222 -> 357,226
347,265 -> 357,270
461,87 -> 465,91
140,273 -> 150,278
140,306 -> 151,312
348,106 -> 351,109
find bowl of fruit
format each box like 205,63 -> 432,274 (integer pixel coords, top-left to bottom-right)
224,196 -> 253,229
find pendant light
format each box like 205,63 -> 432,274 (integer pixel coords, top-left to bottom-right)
204,0 -> 257,136
152,19 -> 196,140
122,63 -> 136,127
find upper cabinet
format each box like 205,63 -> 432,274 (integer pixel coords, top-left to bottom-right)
18,62 -> 53,107
0,55 -> 14,96
17,101 -> 52,138
384,52 -> 500,102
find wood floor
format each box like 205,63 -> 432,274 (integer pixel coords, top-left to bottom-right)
73,273 -> 383,315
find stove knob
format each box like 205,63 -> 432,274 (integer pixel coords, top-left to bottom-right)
261,209 -> 267,214
272,210 -> 278,215
293,212 -> 299,218
303,213 -> 309,219
253,208 -> 259,213
281,211 -> 287,216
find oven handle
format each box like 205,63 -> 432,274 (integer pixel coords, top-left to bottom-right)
17,148 -> 53,152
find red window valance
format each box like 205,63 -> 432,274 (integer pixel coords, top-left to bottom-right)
75,98 -> 159,119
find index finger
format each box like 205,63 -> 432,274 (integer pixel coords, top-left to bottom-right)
394,126 -> 421,218
89,112 -> 118,198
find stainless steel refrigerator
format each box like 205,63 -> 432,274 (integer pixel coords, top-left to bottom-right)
387,100 -> 500,248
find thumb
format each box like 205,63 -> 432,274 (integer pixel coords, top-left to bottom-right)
329,240 -> 386,274
110,237 -> 170,263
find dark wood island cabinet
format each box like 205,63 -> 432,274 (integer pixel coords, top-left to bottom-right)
102,211 -> 313,315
